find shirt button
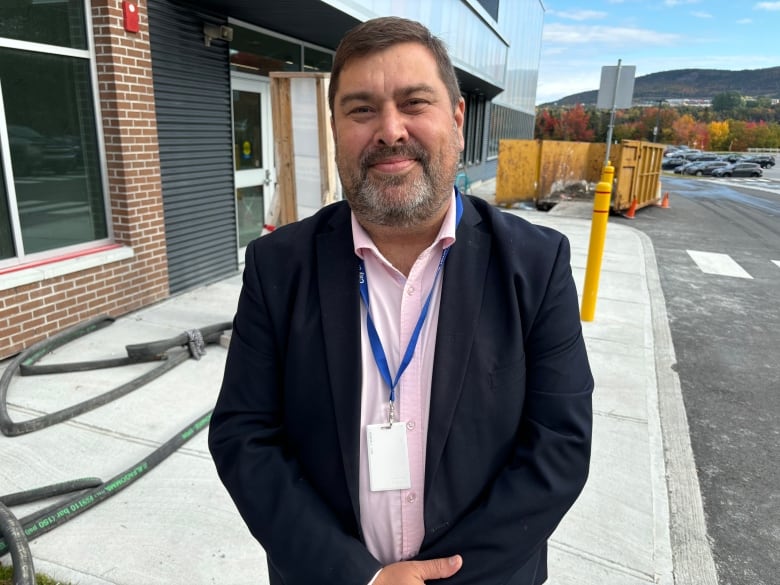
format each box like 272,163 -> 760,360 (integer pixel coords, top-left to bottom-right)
407,286 -> 415,295
406,492 -> 417,503
406,420 -> 416,431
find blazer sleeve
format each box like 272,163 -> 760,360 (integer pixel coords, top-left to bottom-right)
419,234 -> 593,584
207,241 -> 381,585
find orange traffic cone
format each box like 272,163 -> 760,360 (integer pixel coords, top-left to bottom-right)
657,191 -> 670,209
623,199 -> 637,219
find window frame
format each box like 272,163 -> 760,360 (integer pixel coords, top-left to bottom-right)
0,1 -> 111,270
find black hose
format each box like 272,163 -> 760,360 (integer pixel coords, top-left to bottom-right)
20,356 -> 152,376
0,411 -> 211,559
0,478 -> 103,508
0,317 -> 231,436
0,503 -> 36,585
0,348 -> 189,437
0,315 -> 228,583
125,321 -> 232,360
17,316 -> 115,372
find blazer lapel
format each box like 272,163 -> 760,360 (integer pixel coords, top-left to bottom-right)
316,209 -> 363,528
425,197 -> 490,494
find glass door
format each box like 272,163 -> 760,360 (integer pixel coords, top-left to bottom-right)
231,73 -> 274,254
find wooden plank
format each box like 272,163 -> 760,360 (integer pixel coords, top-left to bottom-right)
316,76 -> 339,206
270,75 -> 297,225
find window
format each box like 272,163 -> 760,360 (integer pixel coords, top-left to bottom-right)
463,93 -> 486,166
304,47 -> 332,72
0,1 -> 107,266
487,104 -> 534,160
229,24 -> 334,78
230,27 -> 301,76
0,0 -> 87,49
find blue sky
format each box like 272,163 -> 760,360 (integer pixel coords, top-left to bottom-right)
536,0 -> 780,104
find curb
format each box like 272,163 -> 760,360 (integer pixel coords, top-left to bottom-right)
637,229 -> 720,585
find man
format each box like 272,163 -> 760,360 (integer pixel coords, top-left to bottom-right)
209,16 -> 593,585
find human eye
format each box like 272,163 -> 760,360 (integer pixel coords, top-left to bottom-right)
402,97 -> 430,114
346,104 -> 375,118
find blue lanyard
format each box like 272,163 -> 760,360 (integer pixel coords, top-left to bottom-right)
358,193 -> 463,410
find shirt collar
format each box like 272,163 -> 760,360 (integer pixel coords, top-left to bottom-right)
351,189 -> 458,260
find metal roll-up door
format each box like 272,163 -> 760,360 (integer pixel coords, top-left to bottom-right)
148,0 -> 237,294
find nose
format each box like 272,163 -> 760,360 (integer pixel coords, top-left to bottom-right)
374,106 -> 408,146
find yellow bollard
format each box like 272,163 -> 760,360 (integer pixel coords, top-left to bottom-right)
580,167 -> 614,321
600,163 -> 614,186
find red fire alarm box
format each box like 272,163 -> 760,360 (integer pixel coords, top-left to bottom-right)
123,1 -> 139,33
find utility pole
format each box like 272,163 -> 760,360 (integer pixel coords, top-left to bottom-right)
652,98 -> 665,143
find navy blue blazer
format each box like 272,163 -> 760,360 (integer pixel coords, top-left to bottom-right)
208,194 -> 593,585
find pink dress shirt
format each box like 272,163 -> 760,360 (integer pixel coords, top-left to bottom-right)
352,192 -> 458,567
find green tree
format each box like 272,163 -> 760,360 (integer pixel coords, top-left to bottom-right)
712,92 -> 743,114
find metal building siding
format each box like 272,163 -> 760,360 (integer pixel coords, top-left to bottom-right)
148,0 -> 238,293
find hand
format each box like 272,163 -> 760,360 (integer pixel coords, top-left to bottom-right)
374,555 -> 462,584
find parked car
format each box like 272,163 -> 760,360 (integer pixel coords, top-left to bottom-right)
674,160 -> 700,174
662,156 -> 688,170
7,125 -> 80,175
683,160 -> 730,176
680,149 -> 703,160
711,162 -> 763,177
686,153 -> 721,163
741,154 -> 775,168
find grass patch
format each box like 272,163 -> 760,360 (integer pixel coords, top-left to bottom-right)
0,562 -> 74,585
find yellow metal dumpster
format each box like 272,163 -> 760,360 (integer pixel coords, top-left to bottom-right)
496,138 -> 664,213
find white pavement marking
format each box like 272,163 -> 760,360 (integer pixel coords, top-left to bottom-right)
686,250 -> 753,279
773,260 -> 780,269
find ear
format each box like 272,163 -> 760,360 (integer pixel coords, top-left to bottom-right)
454,98 -> 465,151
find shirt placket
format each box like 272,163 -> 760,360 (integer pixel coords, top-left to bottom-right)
397,249 -> 431,559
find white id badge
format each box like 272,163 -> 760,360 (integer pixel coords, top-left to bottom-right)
366,422 -> 412,492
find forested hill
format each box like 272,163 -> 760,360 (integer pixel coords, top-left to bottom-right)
544,66 -> 780,106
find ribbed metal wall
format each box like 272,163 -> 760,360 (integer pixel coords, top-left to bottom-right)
148,0 -> 237,293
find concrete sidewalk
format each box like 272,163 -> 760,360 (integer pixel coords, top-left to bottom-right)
0,196 -> 716,584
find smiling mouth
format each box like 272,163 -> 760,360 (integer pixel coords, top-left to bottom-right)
369,157 -> 418,174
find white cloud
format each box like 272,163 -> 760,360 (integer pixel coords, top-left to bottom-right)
664,0 -> 700,5
691,11 -> 713,18
549,9 -> 608,21
754,2 -> 780,10
737,18 -> 753,23
543,24 -> 680,46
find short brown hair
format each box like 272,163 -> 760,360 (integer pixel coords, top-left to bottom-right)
328,16 -> 462,113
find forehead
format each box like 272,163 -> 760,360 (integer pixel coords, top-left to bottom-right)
336,42 -> 445,96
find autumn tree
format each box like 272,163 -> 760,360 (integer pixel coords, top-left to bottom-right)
533,101 -> 780,148
558,104 -> 595,141
535,109 -> 560,139
708,120 -> 730,151
672,114 -> 697,146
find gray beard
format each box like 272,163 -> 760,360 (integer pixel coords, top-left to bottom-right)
341,142 -> 458,228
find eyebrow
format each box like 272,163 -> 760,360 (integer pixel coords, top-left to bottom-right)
338,84 -> 438,109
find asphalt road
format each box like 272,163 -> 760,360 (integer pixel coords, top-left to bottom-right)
619,169 -> 780,585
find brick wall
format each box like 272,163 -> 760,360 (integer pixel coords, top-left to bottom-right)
0,0 -> 169,360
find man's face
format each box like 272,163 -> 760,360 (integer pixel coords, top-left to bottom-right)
331,42 -> 465,228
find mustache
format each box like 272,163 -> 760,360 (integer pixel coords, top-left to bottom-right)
360,142 -> 429,168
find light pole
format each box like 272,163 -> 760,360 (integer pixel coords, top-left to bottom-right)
652,98 -> 666,143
